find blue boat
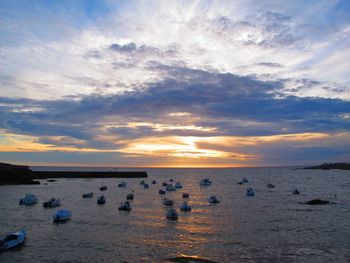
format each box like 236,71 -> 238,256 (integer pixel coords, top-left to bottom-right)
293,189 -> 300,195
53,209 -> 72,223
19,193 -> 38,205
246,188 -> 255,196
0,230 -> 26,252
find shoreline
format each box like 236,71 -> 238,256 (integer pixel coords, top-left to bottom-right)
0,162 -> 147,185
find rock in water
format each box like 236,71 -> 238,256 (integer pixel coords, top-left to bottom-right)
305,199 -> 330,205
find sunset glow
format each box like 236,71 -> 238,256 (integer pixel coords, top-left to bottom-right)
1,1 -> 350,167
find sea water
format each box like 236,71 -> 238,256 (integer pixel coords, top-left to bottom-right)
0,167 -> 349,262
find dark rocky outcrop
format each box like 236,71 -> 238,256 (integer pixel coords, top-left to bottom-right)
0,163 -> 39,185
305,199 -> 330,205
0,162 -> 147,185
305,163 -> 350,170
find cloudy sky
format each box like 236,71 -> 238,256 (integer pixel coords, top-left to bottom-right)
1,0 -> 350,167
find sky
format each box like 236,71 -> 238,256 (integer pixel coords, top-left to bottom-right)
0,0 -> 350,167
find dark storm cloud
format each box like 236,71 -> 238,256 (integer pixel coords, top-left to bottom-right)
1,65 -> 349,149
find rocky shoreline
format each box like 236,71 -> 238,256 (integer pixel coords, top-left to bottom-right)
305,162 -> 350,170
0,162 -> 147,185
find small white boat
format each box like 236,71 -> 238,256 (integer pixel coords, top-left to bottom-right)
19,193 -> 38,205
118,201 -> 132,211
182,193 -> 190,198
0,230 -> 26,252
241,178 -> 249,183
158,189 -> 166,195
292,189 -> 300,195
175,182 -> 182,188
97,196 -> 106,205
180,201 -> 192,212
208,195 -> 220,204
166,208 -> 178,220
82,192 -> 94,198
163,198 -> 174,206
246,188 -> 255,196
266,183 -> 275,188
118,181 -> 127,187
126,193 -> 134,200
43,198 -> 61,208
166,184 -> 176,191
199,178 -> 212,186
53,209 -> 72,222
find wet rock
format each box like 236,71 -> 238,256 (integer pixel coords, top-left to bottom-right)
305,199 -> 330,205
165,255 -> 217,263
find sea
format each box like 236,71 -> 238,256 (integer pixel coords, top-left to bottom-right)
0,166 -> 349,263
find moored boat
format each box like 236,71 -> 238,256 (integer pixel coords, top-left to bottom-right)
180,201 -> 192,212
118,181 -> 127,187
82,192 -> 94,198
152,180 -> 157,184
166,208 -> 178,220
53,209 -> 72,223
43,198 -> 61,208
199,178 -> 212,186
118,201 -> 132,211
19,193 -> 38,205
241,178 -> 249,183
126,192 -> 134,200
182,193 -> 190,198
246,188 -> 255,196
159,189 -> 166,195
292,189 -> 300,195
97,195 -> 106,205
0,230 -> 26,252
266,183 -> 275,188
100,185 -> 107,191
208,195 -> 220,204
163,198 -> 174,206
175,182 -> 182,188
166,184 -> 176,191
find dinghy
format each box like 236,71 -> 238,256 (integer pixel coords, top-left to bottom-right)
53,209 -> 72,223
166,208 -> 178,220
246,188 -> 255,196
97,196 -> 106,205
199,179 -> 212,186
208,195 -> 220,204
118,181 -> 127,187
126,193 -> 134,200
82,192 -> 94,198
158,189 -> 166,195
118,201 -> 132,211
166,184 -> 176,191
19,193 -> 38,205
0,230 -> 26,252
180,201 -> 192,212
163,198 -> 174,206
43,198 -> 61,208
175,182 -> 182,188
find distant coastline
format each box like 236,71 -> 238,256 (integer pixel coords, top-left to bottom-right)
305,162 -> 350,170
0,162 -> 147,185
